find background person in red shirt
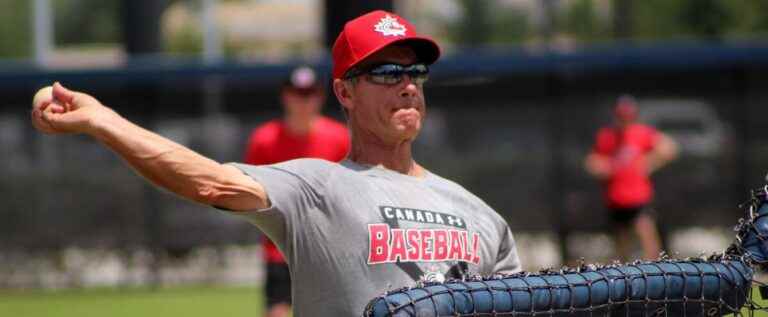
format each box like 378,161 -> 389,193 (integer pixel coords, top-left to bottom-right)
584,95 -> 678,262
244,66 -> 350,317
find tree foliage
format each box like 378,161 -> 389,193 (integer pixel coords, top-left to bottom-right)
445,0 -> 768,47
561,0 -> 611,42
1,0 -> 767,61
52,0 -> 120,46
0,0 -> 31,58
448,0 -> 528,46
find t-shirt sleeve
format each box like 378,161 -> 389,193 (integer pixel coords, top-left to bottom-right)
231,159 -> 330,216
493,226 -> 522,274
643,126 -> 661,152
225,159 -> 332,255
592,128 -> 614,155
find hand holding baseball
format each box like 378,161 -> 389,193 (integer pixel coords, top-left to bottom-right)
31,82 -> 117,135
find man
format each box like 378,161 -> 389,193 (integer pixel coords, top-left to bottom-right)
584,95 -> 678,261
244,65 -> 349,317
30,10 -> 520,316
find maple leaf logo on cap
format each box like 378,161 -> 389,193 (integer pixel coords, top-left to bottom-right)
374,14 -> 407,36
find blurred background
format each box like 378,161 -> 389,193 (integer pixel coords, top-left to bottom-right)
1,0 -> 768,315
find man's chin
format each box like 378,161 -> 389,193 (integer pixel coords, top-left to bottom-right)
393,126 -> 420,142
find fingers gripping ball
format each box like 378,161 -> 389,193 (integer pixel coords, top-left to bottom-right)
32,86 -> 53,109
30,83 -> 109,134
31,86 -> 58,134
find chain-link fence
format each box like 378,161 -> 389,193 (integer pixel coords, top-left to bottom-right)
1,45 -> 766,288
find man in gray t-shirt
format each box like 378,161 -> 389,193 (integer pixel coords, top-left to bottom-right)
31,10 -> 520,317
232,159 -> 519,316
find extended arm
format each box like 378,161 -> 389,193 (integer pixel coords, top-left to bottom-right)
647,133 -> 678,174
584,152 -> 612,180
31,83 -> 268,211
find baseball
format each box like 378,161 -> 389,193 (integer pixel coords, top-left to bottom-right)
32,86 -> 53,110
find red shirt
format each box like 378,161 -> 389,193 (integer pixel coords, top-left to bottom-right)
592,123 -> 659,209
244,116 -> 350,263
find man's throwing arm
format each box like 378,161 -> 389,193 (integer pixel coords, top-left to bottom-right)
31,83 -> 268,212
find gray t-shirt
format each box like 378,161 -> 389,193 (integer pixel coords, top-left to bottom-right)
230,158 -> 520,317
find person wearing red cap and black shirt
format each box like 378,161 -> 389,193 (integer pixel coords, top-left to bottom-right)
30,10 -> 520,316
243,66 -> 349,317
585,95 -> 679,262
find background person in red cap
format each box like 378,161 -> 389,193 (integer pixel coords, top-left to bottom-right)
585,95 -> 679,262
30,10 -> 520,316
243,65 -> 349,317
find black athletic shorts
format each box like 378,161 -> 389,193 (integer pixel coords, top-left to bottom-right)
609,206 -> 652,226
265,262 -> 292,307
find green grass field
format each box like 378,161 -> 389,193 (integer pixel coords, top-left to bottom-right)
1,286 -> 766,316
0,286 -> 264,317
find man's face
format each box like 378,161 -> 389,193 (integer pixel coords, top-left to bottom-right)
614,102 -> 638,128
615,115 -> 635,128
344,45 -> 426,144
282,86 -> 324,120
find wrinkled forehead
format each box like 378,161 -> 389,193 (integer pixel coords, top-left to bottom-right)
357,45 -> 419,69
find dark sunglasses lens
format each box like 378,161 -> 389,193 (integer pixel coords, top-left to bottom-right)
368,64 -> 403,85
367,64 -> 429,85
406,64 -> 429,84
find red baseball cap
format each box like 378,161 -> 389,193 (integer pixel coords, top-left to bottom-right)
331,10 -> 441,79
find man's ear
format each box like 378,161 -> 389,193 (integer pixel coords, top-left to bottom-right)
332,79 -> 354,112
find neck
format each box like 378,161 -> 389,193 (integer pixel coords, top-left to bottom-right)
348,131 -> 423,177
285,115 -> 315,136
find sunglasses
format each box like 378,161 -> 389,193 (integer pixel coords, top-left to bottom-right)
344,63 -> 430,85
